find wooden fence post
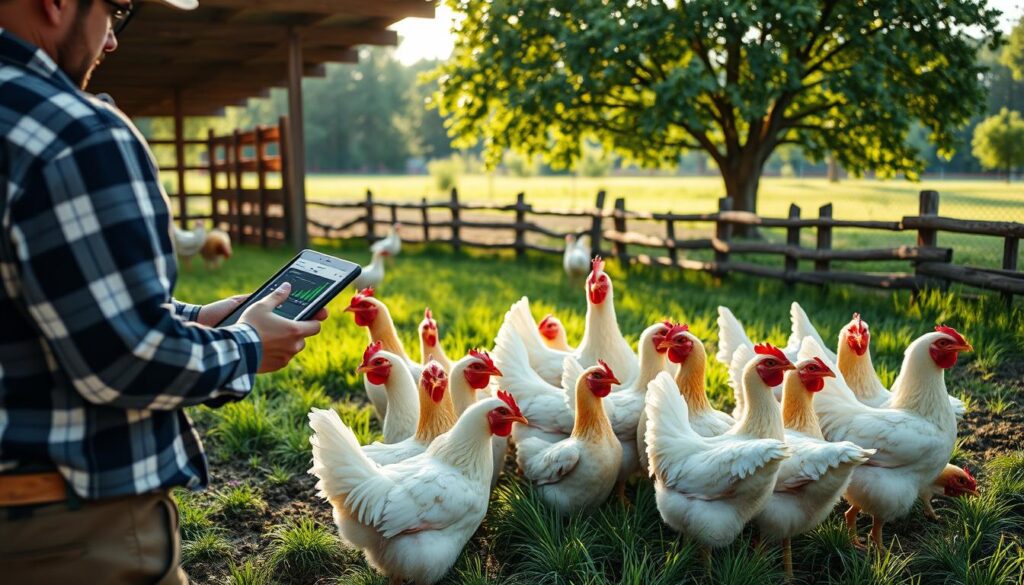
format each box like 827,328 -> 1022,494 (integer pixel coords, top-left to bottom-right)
390,204 -> 398,227
450,188 -> 461,252
590,190 -> 607,258
714,197 -> 733,272
1003,237 -> 1019,305
420,197 -> 430,242
815,204 -> 833,274
665,219 -> 678,265
514,192 -> 528,259
613,198 -> 628,265
255,125 -> 268,248
915,190 -> 944,291
785,203 -> 801,283
231,129 -> 242,244
206,128 -> 217,230
364,190 -> 376,244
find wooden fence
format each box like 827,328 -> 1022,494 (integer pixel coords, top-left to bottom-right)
307,189 -> 1023,302
150,118 -> 291,247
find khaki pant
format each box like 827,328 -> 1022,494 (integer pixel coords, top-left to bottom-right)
0,490 -> 188,585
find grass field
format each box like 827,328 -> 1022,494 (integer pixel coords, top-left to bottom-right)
173,241 -> 1023,584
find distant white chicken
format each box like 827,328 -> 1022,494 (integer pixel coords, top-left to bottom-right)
754,357 -> 874,577
836,313 -> 966,418
308,392 -> 527,585
644,344 -> 793,553
800,326 -> 971,549
172,221 -> 206,263
563,234 -> 590,280
538,314 -> 574,352
371,223 -> 402,257
360,361 -> 455,466
353,249 -> 388,290
418,308 -> 452,372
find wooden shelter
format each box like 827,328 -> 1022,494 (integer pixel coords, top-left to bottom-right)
89,0 -> 434,248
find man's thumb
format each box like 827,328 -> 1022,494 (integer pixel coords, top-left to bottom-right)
259,282 -> 291,307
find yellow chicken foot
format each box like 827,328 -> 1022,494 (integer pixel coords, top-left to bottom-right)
844,504 -> 866,550
921,498 -> 940,521
782,538 -> 793,580
616,480 -> 629,507
869,518 -> 885,550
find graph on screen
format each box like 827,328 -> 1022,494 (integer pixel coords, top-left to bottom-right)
266,268 -> 336,319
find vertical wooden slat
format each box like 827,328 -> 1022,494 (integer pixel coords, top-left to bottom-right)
1003,236 -> 1019,305
255,124 -> 267,248
173,88 -> 188,229
286,28 -> 308,250
206,128 -> 217,230
590,190 -> 607,258
278,115 -> 292,245
785,203 -> 801,283
815,204 -> 833,274
714,197 -> 733,271
421,197 -> 430,242
514,192 -> 527,259
364,190 -> 376,244
450,188 -> 461,252
665,219 -> 678,265
613,197 -> 628,264
390,203 -> 398,227
915,190 -> 942,291
231,129 -> 242,245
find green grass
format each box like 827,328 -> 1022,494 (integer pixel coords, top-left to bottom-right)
212,483 -> 268,519
175,242 -> 1024,584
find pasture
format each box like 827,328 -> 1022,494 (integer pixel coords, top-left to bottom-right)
173,241 -> 1023,584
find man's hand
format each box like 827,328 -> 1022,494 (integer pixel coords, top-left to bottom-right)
239,283 -> 329,374
196,294 -> 249,327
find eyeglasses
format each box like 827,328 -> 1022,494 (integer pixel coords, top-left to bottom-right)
101,0 -> 135,36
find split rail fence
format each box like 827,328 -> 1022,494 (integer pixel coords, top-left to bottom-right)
307,190 -> 1023,302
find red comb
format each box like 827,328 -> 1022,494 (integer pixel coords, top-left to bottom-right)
597,359 -> 616,379
754,343 -> 789,363
962,466 -> 975,481
424,307 -> 434,321
668,323 -> 690,336
813,356 -> 832,372
353,287 -> 375,302
469,348 -> 495,368
849,313 -> 867,333
496,390 -> 523,418
591,256 -> 605,275
423,359 -> 446,376
362,340 -> 383,364
935,325 -> 967,345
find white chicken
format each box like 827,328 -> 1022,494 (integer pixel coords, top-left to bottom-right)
560,322 -> 683,494
308,392 -> 527,585
418,308 -> 452,372
500,257 -> 639,389
516,361 -> 623,515
172,221 -> 206,264
538,314 -> 574,352
563,233 -> 590,281
919,464 -> 978,520
361,361 -> 456,466
346,288 -> 424,421
836,313 -> 966,418
799,325 -> 972,549
716,302 -> 837,375
356,341 -> 419,444
371,223 -> 402,257
447,349 -> 507,489
353,249 -> 389,290
754,357 -> 874,577
637,325 -> 735,475
644,343 -> 793,552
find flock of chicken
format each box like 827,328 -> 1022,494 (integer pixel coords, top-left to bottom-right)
307,248 -> 978,585
172,221 -> 232,268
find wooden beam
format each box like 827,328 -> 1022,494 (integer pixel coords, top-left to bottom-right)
196,0 -> 434,19
173,88 -> 188,229
286,27 -> 309,250
120,21 -> 398,47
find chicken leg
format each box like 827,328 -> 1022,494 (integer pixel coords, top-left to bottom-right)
782,537 -> 793,579
869,517 -> 885,550
844,505 -> 866,550
616,480 -> 629,507
921,497 -> 940,521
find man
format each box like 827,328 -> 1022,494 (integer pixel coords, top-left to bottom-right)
0,0 -> 326,582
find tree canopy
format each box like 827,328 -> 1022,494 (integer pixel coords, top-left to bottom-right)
433,0 -> 1001,216
971,107 -> 1024,180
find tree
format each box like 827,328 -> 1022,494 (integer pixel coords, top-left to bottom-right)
971,108 -> 1024,181
1002,16 -> 1024,81
432,0 -> 1000,231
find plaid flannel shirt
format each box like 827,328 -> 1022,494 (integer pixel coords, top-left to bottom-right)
0,30 -> 263,499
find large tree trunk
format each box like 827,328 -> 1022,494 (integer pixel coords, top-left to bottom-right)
720,155 -> 764,238
827,155 -> 840,182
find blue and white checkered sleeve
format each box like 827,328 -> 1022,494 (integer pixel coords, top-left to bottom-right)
171,299 -> 202,322
10,123 -> 263,410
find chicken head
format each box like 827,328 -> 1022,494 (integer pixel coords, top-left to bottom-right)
357,341 -> 391,384
487,390 -> 528,437
345,288 -> 379,327
929,326 -> 973,369
464,349 -> 501,389
585,360 -> 620,398
753,343 -> 795,387
421,360 -> 448,403
795,357 -> 835,392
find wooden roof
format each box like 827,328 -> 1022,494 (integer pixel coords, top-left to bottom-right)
89,0 -> 433,116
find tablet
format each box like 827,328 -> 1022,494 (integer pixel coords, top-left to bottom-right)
216,249 -> 362,327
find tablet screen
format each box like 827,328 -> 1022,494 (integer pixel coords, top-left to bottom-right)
219,256 -> 355,326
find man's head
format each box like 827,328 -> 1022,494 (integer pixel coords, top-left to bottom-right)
0,0 -> 195,89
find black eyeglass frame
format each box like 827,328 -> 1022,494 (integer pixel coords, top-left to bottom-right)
101,0 -> 136,36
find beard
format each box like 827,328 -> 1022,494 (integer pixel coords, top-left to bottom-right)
55,14 -> 106,89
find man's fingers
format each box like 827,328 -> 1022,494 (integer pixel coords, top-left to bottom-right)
313,308 -> 329,321
257,282 -> 291,308
294,319 -> 322,337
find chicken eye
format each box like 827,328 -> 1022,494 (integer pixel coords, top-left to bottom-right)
765,359 -> 777,367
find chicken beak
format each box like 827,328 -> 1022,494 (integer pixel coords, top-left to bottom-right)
823,369 -> 836,378
610,376 -> 622,386
356,364 -> 371,374
486,365 -> 503,377
510,415 -> 528,425
958,342 -> 974,352
782,362 -> 796,371
343,305 -> 355,313
656,340 -> 674,352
